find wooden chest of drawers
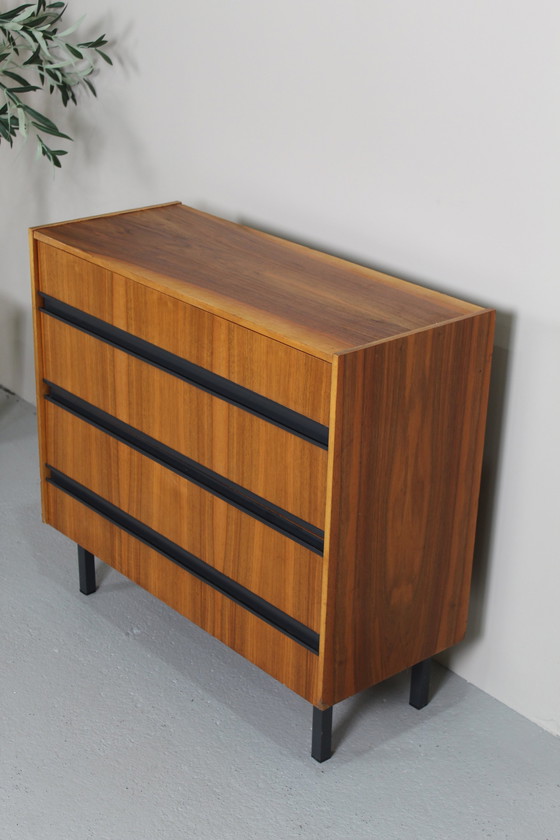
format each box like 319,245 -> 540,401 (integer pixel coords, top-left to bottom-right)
30,202 -> 494,760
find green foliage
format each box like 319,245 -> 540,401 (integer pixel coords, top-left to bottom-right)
0,1 -> 112,167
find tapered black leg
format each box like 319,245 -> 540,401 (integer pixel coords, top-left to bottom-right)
409,658 -> 431,709
78,545 -> 96,595
311,705 -> 333,762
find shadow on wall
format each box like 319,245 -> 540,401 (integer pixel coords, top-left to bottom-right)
0,293 -> 27,396
230,210 -> 515,656
463,315 -> 514,644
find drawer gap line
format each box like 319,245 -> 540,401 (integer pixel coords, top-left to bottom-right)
39,294 -> 329,449
46,467 -> 321,655
44,383 -> 324,554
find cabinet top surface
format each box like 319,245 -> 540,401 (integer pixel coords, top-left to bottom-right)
33,203 -> 488,358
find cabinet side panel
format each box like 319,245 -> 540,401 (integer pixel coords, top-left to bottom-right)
320,312 -> 495,705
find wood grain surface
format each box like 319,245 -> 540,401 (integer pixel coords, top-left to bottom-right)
318,312 -> 495,706
34,203 -> 485,358
44,401 -> 323,631
46,484 -> 319,702
37,242 -> 331,425
31,205 -> 496,711
40,314 -> 328,528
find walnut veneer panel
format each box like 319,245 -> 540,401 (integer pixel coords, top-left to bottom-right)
30,203 -> 496,742
318,312 -> 495,706
34,204 -> 485,358
37,242 -> 331,425
45,484 -> 319,702
40,315 -> 328,529
44,401 -> 322,631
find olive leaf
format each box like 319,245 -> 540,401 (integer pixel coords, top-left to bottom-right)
0,0 -> 112,166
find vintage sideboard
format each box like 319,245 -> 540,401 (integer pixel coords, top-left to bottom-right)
30,202 -> 494,760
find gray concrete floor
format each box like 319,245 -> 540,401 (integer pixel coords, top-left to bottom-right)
1,389 -> 559,840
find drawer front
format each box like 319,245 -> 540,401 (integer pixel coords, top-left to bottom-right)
40,313 -> 328,529
45,483 -> 320,702
37,242 -> 332,426
44,400 -> 323,632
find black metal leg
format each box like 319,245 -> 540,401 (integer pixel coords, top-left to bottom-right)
311,705 -> 333,762
78,545 -> 96,595
409,658 -> 431,709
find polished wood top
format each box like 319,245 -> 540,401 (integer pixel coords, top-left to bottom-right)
33,203 -> 488,359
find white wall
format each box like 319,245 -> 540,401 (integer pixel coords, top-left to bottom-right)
2,0 -> 559,735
